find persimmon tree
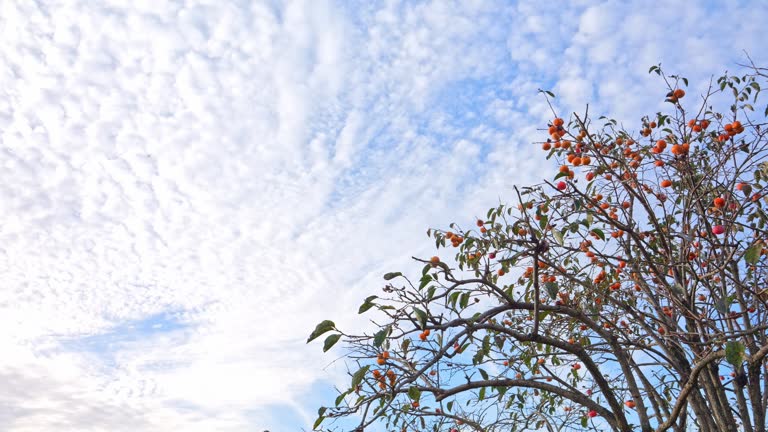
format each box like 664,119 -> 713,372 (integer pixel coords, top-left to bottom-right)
309,65 -> 768,432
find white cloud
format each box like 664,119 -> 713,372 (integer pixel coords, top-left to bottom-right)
1,0 -> 767,431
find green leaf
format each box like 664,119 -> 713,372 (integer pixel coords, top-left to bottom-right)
479,368 -> 489,380
582,416 -> 588,428
426,286 -> 436,301
538,89 -> 555,98
401,338 -> 410,353
313,415 -> 325,430
308,320 -> 336,343
545,282 -> 558,299
470,312 -> 483,324
714,296 -> 730,314
726,341 -> 745,366
460,292 -> 470,309
591,228 -> 605,241
482,336 -> 491,356
373,327 -> 388,348
318,407 -> 327,417
419,274 -> 432,290
553,229 -> 564,246
335,391 -> 348,406
745,244 -> 761,264
408,386 -> 421,401
383,272 -> 402,280
495,335 -> 506,349
323,334 -> 342,352
479,387 -> 486,400
413,308 -> 427,330
351,365 -> 370,389
358,295 -> 378,314
448,291 -> 460,308
447,401 -> 453,412
539,215 -> 549,230
497,386 -> 508,401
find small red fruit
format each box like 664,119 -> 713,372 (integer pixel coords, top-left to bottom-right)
588,410 -> 598,418
476,219 -> 484,227
557,181 -> 567,191
625,400 -> 636,409
713,197 -> 725,208
489,252 -> 497,259
712,225 -> 725,235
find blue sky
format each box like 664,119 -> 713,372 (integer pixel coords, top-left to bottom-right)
1,0 -> 768,430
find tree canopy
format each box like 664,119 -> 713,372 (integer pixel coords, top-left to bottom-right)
309,64 -> 768,432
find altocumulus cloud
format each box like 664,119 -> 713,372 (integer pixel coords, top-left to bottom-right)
0,0 -> 767,431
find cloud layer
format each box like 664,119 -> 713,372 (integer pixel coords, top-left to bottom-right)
1,0 -> 767,430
